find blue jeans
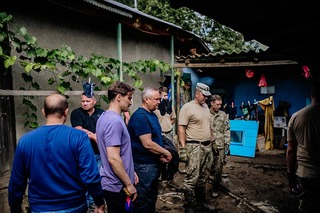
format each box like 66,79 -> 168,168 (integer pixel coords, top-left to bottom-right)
133,163 -> 160,213
87,154 -> 102,211
32,203 -> 87,213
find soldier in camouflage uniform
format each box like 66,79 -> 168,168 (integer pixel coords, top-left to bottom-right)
178,83 -> 215,213
209,94 -> 231,198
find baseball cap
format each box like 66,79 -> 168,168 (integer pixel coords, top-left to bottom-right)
196,83 -> 211,96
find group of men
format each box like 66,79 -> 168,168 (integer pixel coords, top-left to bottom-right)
7,79 -> 230,213
8,77 -> 318,213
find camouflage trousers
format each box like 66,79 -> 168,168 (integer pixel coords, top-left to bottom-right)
183,143 -> 214,191
209,148 -> 225,185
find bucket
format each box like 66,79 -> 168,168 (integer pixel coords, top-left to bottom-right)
256,135 -> 266,153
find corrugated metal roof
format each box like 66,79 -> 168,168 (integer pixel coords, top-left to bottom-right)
175,44 -> 268,62
84,0 -> 202,39
47,0 -> 211,54
84,0 -> 133,18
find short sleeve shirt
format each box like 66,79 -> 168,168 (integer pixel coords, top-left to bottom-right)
178,101 -> 211,142
127,107 -> 162,164
70,107 -> 104,154
96,110 -> 135,192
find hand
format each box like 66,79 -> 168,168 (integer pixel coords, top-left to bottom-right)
224,144 -> 230,156
94,203 -> 106,213
134,172 -> 139,185
179,147 -> 188,162
124,183 -> 138,202
160,150 -> 172,163
212,143 -> 218,155
286,172 -> 301,194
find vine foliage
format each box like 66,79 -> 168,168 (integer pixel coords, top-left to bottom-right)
0,12 -> 173,128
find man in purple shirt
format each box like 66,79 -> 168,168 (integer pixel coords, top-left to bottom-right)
96,81 -> 137,213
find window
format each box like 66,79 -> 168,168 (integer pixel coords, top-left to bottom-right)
231,130 -> 243,144
260,85 -> 275,95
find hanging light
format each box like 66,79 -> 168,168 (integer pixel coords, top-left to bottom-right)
245,69 -> 254,78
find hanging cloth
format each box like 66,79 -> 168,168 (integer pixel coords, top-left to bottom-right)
258,96 -> 275,150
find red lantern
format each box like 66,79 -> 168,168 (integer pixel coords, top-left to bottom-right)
302,66 -> 311,79
245,69 -> 255,78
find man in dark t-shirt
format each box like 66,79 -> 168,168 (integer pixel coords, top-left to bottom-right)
70,92 -> 104,212
127,86 -> 172,213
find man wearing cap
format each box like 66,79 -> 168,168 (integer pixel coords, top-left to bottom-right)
178,82 -> 215,212
208,94 -> 231,198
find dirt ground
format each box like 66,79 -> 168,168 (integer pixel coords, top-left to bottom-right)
156,148 -> 301,213
14,147 -> 300,213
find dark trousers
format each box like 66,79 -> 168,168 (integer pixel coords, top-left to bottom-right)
133,163 -> 160,213
104,189 -> 129,213
298,177 -> 320,212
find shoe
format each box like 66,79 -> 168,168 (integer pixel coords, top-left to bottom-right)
202,202 -> 216,211
211,189 -> 219,198
167,180 -> 181,190
159,180 -> 168,192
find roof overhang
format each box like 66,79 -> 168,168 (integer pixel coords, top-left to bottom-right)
44,0 -> 210,54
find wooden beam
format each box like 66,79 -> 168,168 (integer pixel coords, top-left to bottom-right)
0,90 -> 108,96
174,60 -> 298,68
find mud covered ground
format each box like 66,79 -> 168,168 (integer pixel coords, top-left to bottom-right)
156,148 -> 301,213
14,148 -> 299,213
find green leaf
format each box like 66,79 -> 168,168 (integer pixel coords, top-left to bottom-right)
36,48 -> 48,57
31,113 -> 38,120
25,63 -> 33,72
92,68 -> 102,77
100,76 -> 112,84
22,98 -> 33,107
25,34 -> 37,45
19,27 -> 27,36
133,79 -> 143,88
4,55 -> 16,68
21,73 -> 33,82
31,82 -> 40,90
24,121 -> 30,128
57,86 -> 66,94
29,104 -> 37,112
48,77 -> 56,85
101,95 -> 109,103
30,122 -> 39,129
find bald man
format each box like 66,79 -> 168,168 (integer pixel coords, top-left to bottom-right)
8,93 -> 105,213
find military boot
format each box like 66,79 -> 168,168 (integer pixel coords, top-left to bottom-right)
195,186 -> 216,211
184,190 -> 197,213
211,182 -> 219,198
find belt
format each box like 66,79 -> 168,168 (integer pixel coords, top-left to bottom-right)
162,130 -> 172,134
187,140 -> 211,146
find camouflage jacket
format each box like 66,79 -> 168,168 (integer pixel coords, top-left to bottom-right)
210,109 -> 231,149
